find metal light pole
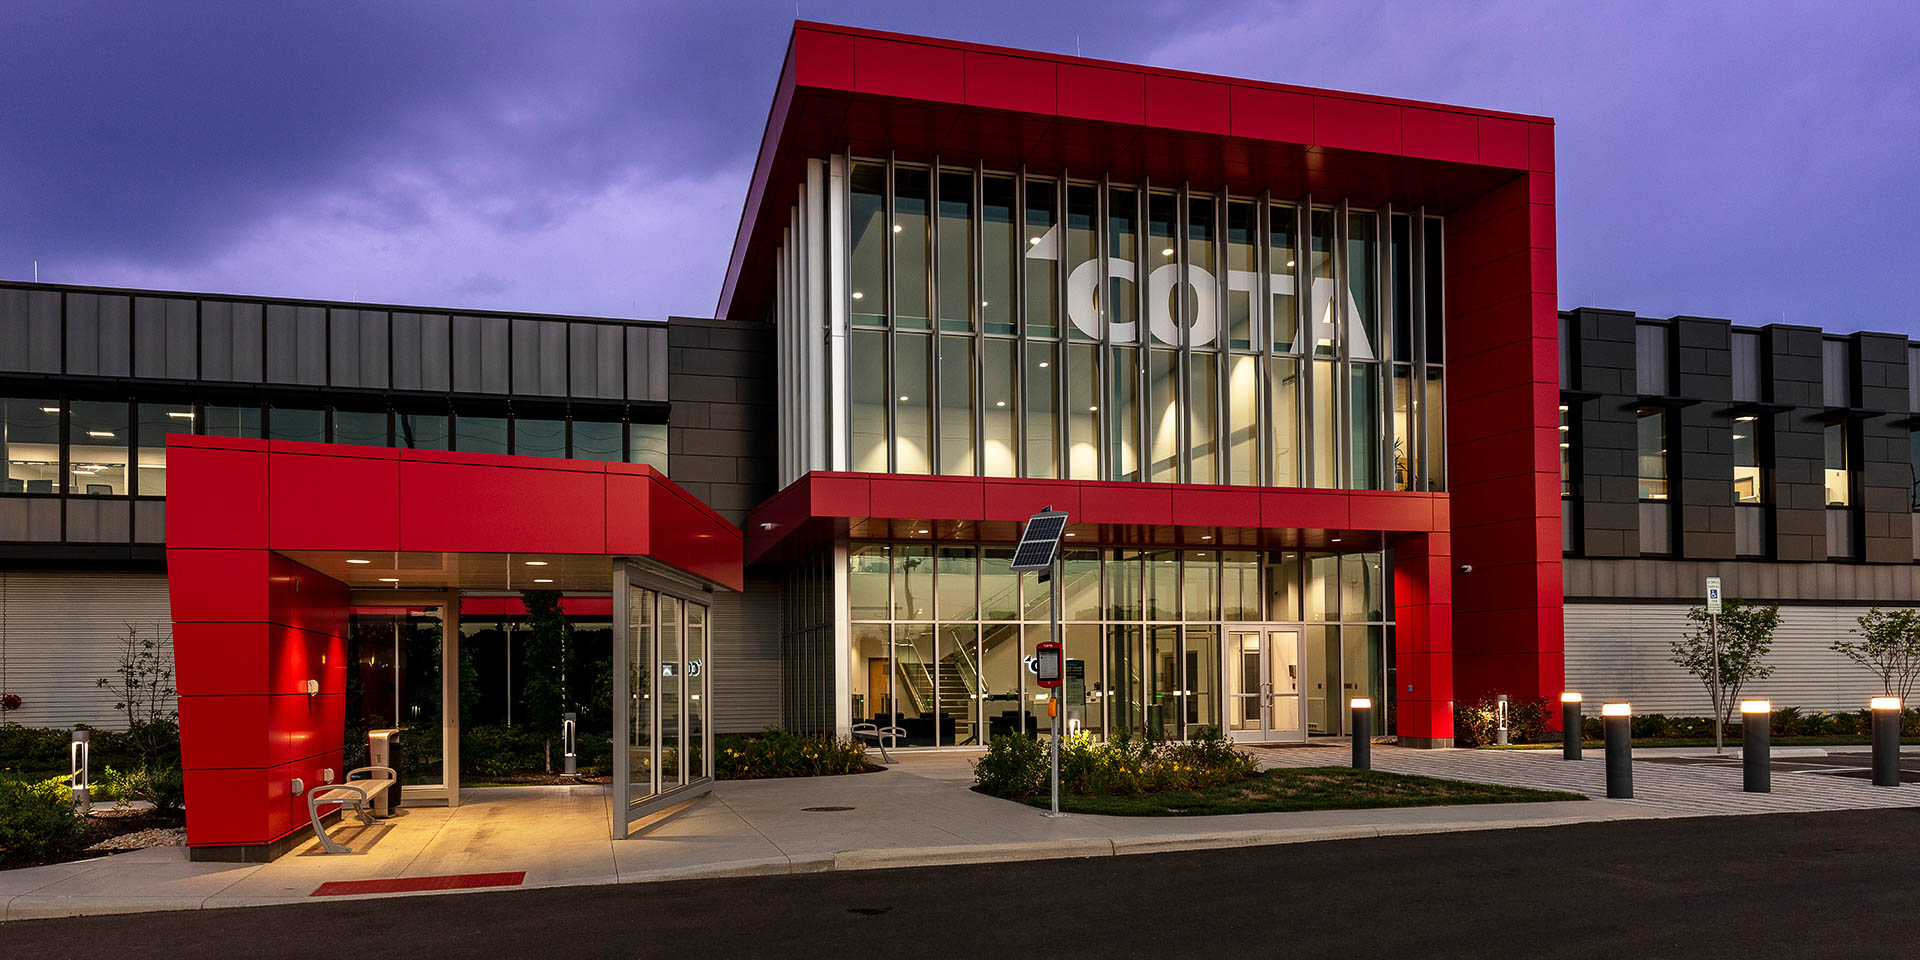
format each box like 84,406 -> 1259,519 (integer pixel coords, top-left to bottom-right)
1706,576 -> 1724,755
1048,554 -> 1062,817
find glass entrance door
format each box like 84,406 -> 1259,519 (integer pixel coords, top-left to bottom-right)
1224,626 -> 1304,743
612,562 -> 713,838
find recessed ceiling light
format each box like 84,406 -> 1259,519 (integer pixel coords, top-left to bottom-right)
981,301 -> 990,307
1559,442 -> 1570,449
1161,247 -> 1175,256
40,406 -> 59,414
168,411 -> 195,419
534,578 -> 553,584
1735,415 -> 1756,422
1087,405 -> 1098,412
1558,424 -> 1570,432
1028,236 -> 1041,245
346,559 -> 371,564
1038,361 -> 1049,368
892,224 -> 902,233
87,431 -> 114,438
916,529 -> 930,534
1065,532 -> 1075,537
995,401 -> 1006,407
1330,537 -> 1343,543
1286,259 -> 1296,267
378,577 -> 399,582
1201,535 -> 1213,540
524,560 -> 548,566
851,291 -> 865,300
898,395 -> 910,402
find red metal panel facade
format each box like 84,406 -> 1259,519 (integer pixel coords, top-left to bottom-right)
166,438 -> 742,853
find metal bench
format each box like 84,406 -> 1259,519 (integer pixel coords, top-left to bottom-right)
850,723 -> 905,763
305,765 -> 397,854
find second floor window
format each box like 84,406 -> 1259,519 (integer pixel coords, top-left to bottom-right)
1824,423 -> 1851,507
1732,417 -> 1763,504
1637,408 -> 1668,500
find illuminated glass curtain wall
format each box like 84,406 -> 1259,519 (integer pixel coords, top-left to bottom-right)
825,157 -> 1447,492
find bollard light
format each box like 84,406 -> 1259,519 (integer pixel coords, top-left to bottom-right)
1871,697 -> 1902,787
69,727 -> 91,814
1495,693 -> 1510,746
1741,700 -> 1771,793
1350,698 -> 1373,771
1602,703 -> 1633,799
1561,692 -> 1584,761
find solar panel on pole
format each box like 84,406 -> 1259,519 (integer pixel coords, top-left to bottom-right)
1011,510 -> 1069,572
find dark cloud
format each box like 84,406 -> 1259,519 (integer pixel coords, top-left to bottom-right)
2,1 -> 1914,331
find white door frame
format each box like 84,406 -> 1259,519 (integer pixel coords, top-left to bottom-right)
1221,623 -> 1306,743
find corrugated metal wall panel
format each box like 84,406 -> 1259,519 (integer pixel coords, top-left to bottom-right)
710,577 -> 781,733
0,570 -> 172,729
1566,602 -> 1899,715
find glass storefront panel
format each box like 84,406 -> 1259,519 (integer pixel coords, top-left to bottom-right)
687,604 -> 708,778
1105,549 -> 1143,620
1108,187 -> 1138,343
1105,624 -> 1142,739
1267,551 -> 1302,621
629,422 -> 667,473
1187,195 -> 1215,348
1226,199 -> 1255,351
203,404 -> 262,440
346,608 -> 445,788
1147,193 -> 1177,345
1109,346 -> 1140,481
514,417 -> 566,458
894,166 -> 931,329
1310,209 -> 1336,357
1027,341 -> 1058,478
981,547 -> 1019,621
982,175 -> 1017,335
1305,625 -> 1337,734
1024,177 -> 1058,337
627,589 -> 655,799
1062,549 -> 1101,620
1271,203 -> 1299,352
1024,624 -> 1054,737
938,170 -> 974,333
1305,553 -> 1338,621
136,402 -> 195,496
894,543 -> 933,620
1392,366 -> 1414,490
850,623 -> 890,728
1067,183 -> 1099,340
270,406 -> 325,444
850,543 -> 890,619
68,400 -> 128,495
942,623 -> 981,745
981,622 -> 1025,739
1189,353 -> 1218,483
1145,550 -> 1178,621
572,419 -> 623,462
1312,360 -> 1338,487
1148,349 -> 1178,482
939,336 -> 974,475
1351,364 -> 1379,489
1148,625 -> 1182,739
1424,366 -> 1446,490
1068,343 -> 1100,480
455,415 -> 507,455
893,623 -> 937,746
1227,353 -> 1258,485
1063,623 -> 1101,739
398,411 -> 448,450
1185,626 -> 1219,734
1222,551 -> 1260,621
1271,358 -> 1300,487
1182,551 -> 1219,622
1349,213 -> 1378,360
850,330 -> 888,471
849,161 -> 887,326
936,546 -> 977,621
895,333 -> 932,473
982,338 -> 1017,476
333,409 -> 388,448
660,597 -> 683,789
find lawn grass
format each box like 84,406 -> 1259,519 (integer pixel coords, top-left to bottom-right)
1018,766 -> 1584,816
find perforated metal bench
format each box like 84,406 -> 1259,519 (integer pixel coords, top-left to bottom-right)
850,723 -> 905,763
306,765 -> 396,854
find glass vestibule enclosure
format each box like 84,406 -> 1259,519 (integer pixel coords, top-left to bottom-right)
612,560 -> 714,838
345,599 -> 458,803
847,542 -> 1392,746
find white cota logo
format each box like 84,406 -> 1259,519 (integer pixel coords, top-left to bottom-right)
1025,224 -> 1374,358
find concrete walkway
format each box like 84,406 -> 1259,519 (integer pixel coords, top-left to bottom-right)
5,742 -> 1915,921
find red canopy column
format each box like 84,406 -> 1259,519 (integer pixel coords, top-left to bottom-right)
1393,531 -> 1454,746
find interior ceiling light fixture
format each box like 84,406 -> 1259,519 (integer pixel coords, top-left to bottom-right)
346,559 -> 371,565
523,560 -> 548,566
378,577 -> 399,583
533,578 -> 553,584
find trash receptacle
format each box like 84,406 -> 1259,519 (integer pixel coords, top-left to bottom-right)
367,728 -> 403,817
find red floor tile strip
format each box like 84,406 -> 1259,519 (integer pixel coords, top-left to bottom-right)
311,871 -> 527,897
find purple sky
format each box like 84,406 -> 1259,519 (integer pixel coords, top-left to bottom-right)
4,2 -> 1916,333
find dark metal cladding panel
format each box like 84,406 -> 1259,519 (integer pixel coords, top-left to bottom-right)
0,288 -> 59,373
648,327 -> 669,402
596,324 -> 624,400
452,314 -> 484,392
66,293 -> 130,377
166,298 -> 197,379
510,319 -> 539,394
133,297 -> 198,379
328,309 -> 361,387
361,310 -> 390,389
391,312 -> 424,391
229,301 -> 264,382
419,312 -> 450,391
134,499 -> 165,543
626,326 -> 648,401
569,322 -> 596,398
295,306 -> 327,385
479,316 -> 509,393
199,300 -> 233,381
266,304 -> 299,383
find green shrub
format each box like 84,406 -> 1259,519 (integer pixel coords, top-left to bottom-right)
1454,696 -> 1553,747
715,728 -> 873,780
0,774 -> 84,858
972,733 -> 1048,798
98,764 -> 186,811
982,729 -> 1257,799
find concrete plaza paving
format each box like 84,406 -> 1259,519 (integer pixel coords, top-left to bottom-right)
4,741 -> 1915,920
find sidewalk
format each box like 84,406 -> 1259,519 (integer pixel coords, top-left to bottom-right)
4,743 -> 1915,921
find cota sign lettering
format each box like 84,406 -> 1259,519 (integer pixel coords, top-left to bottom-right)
1025,224 -> 1374,359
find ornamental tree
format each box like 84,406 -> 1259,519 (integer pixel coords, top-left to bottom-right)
1670,597 -> 1779,730
1835,608 -> 1920,706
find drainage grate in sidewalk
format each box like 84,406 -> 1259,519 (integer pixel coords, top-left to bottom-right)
311,871 -> 527,897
